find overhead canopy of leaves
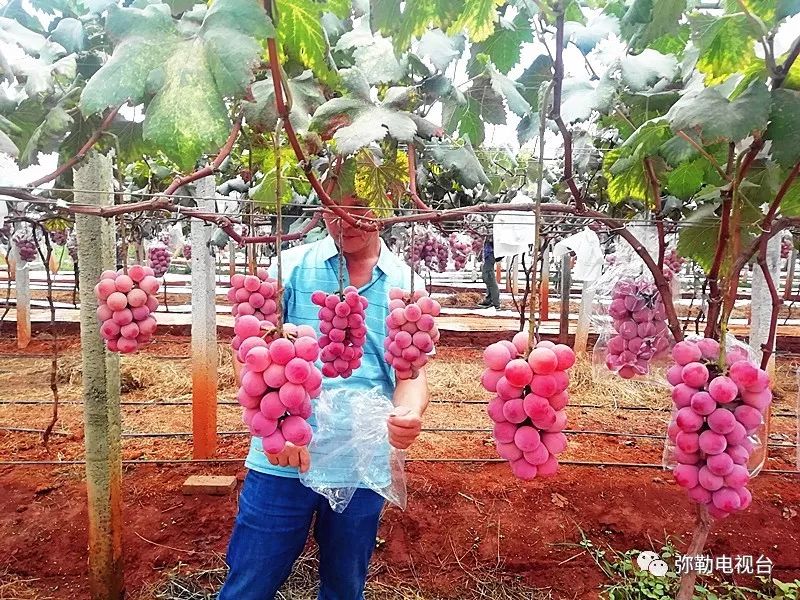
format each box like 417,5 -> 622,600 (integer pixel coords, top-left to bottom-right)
666,81 -> 771,144
80,0 -> 273,169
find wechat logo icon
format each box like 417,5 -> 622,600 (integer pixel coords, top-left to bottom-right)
637,551 -> 669,577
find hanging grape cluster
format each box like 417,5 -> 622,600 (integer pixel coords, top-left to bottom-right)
12,229 -> 37,263
148,243 -> 171,278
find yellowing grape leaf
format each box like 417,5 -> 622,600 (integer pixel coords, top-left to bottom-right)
690,12 -> 760,85
277,0 -> 337,85
354,148 -> 409,218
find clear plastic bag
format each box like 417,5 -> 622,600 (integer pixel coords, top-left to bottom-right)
662,334 -> 770,477
591,225 -> 672,382
299,387 -> 407,513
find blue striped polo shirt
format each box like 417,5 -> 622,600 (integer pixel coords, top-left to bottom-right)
245,235 -> 424,479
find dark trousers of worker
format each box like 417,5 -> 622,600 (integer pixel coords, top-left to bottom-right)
481,255 -> 500,308
218,470 -> 385,600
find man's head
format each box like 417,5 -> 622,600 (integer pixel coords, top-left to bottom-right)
323,196 -> 380,254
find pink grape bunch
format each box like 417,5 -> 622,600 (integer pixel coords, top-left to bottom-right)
12,229 -> 37,262
227,269 -> 280,331
663,248 -> 685,281
234,316 -> 322,453
384,288 -> 441,380
448,232 -> 472,271
781,237 -> 792,259
94,265 -> 160,353
605,278 -> 670,379
311,286 -> 368,379
49,229 -> 68,247
405,229 -> 449,273
182,243 -> 191,260
666,338 -> 772,520
147,243 -> 171,278
482,332 -> 576,480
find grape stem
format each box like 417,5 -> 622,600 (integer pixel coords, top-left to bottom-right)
273,123 -> 284,334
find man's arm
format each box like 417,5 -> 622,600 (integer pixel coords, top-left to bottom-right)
387,367 -> 430,449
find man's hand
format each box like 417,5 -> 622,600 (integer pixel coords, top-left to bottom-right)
388,406 -> 422,449
265,442 -> 310,473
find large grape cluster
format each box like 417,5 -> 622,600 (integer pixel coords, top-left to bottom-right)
448,232 -> 472,271
384,288 -> 441,380
482,332 -> 576,480
234,316 -> 322,453
148,243 -> 171,278
405,228 -> 449,273
12,229 -> 37,263
605,278 -> 669,379
666,338 -> 772,519
663,248 -> 685,281
94,265 -> 160,353
311,286 -> 368,379
227,269 -> 280,343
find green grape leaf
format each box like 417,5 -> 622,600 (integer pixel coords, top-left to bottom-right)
690,12 -> 760,85
725,0 -> 775,24
310,95 -> 429,156
563,0 -> 586,25
336,24 -> 406,84
660,134 -> 698,165
354,148 -> 409,218
621,0 -> 683,50
277,0 -> 336,85
471,12 -> 533,73
563,14 -> 618,54
777,179 -> 800,216
621,118 -> 672,155
603,147 -> 649,204
517,54 -> 553,108
678,203 -> 720,272
369,0 -> 400,35
620,49 -> 677,91
488,65 -> 531,117
666,158 -> 706,199
647,25 -> 689,56
250,145 -> 296,212
49,17 -> 84,52
667,80 -> 770,143
417,29 -> 462,71
425,138 -> 489,188
0,129 -> 18,157
244,71 -> 325,133
777,0 -> 800,20
766,89 -> 800,169
442,93 -> 485,146
19,105 -> 73,167
81,0 -> 272,170
467,76 -> 507,125
447,0 -> 503,42
560,75 -> 615,122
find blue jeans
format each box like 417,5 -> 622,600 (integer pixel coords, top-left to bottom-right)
218,470 -> 385,600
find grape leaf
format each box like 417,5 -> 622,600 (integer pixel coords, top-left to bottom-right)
277,0 -> 336,85
244,71 -> 325,133
467,76 -> 507,125
517,54 -> 553,108
310,94 -> 433,156
488,65 -> 530,117
560,76 -> 615,123
250,145 -> 297,211
678,203 -> 720,272
667,80 -> 770,144
725,0 -> 775,24
690,12 -> 760,85
620,49 -> 677,91
442,93 -> 485,146
336,25 -> 406,84
563,0 -> 586,25
765,89 -> 800,169
603,147 -> 649,204
563,14 -> 619,55
369,0 -> 400,35
621,0 -> 683,50
0,130 -> 17,157
470,12 -> 533,73
354,148 -> 409,218
777,179 -> 800,216
666,158 -> 705,199
417,29 -> 462,71
425,138 -> 489,188
81,0 -> 272,169
49,17 -> 84,52
447,0 -> 503,43
777,0 -> 800,20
